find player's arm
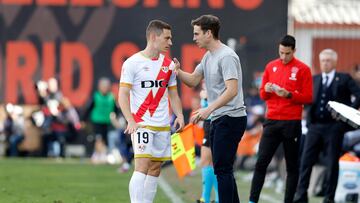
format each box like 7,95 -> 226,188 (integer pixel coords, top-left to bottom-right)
173,58 -> 203,87
192,79 -> 238,123
168,86 -> 185,132
118,86 -> 138,134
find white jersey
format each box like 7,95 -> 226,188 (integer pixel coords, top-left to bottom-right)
120,52 -> 177,127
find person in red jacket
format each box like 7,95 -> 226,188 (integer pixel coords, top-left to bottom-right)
248,35 -> 313,203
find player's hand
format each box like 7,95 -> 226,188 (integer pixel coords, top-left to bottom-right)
274,87 -> 290,98
173,115 -> 185,132
190,108 -> 211,124
173,58 -> 181,74
264,82 -> 273,93
125,120 -> 139,135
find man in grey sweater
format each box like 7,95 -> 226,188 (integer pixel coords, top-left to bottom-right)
174,14 -> 247,203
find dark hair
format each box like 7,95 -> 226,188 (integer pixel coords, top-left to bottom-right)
146,20 -> 171,39
191,14 -> 220,39
279,35 -> 296,49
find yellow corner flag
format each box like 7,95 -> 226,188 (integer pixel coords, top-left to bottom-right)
171,124 -> 196,178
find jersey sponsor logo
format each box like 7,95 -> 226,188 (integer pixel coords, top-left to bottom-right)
141,80 -> 169,88
289,66 -> 299,81
273,66 -> 277,72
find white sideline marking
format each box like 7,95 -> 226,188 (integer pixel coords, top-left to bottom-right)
260,194 -> 281,203
158,175 -> 184,203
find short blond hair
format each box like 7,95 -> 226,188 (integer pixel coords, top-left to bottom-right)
319,49 -> 338,61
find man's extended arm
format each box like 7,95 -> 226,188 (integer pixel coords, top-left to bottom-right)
168,87 -> 185,132
173,58 -> 203,87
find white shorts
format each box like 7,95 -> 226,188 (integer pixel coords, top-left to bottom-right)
132,127 -> 171,161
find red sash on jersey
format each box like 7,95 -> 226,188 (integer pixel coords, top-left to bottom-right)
133,57 -> 173,123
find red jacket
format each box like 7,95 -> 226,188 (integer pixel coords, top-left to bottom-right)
260,57 -> 313,120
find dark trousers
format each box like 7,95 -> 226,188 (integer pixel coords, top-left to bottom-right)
250,119 -> 301,203
296,122 -> 345,201
42,131 -> 67,157
93,123 -> 109,146
210,115 -> 247,203
8,134 -> 24,157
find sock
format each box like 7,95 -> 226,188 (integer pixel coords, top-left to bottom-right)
143,175 -> 159,203
129,171 -> 146,203
201,166 -> 215,203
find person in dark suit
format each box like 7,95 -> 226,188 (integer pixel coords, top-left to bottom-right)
294,49 -> 360,203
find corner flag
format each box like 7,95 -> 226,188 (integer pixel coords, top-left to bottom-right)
171,124 -> 196,178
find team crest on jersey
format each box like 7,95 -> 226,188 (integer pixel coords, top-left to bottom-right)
289,66 -> 299,81
143,66 -> 150,71
273,66 -> 277,72
138,144 -> 146,152
161,66 -> 169,73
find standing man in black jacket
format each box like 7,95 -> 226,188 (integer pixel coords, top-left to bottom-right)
294,49 -> 360,203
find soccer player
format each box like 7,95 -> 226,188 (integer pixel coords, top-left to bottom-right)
118,20 -> 185,203
175,14 -> 247,203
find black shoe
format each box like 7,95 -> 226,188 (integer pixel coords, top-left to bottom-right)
293,195 -> 308,203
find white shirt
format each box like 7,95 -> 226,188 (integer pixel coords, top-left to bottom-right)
120,52 -> 177,127
322,69 -> 336,87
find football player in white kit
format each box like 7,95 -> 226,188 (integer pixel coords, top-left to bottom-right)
118,20 -> 185,203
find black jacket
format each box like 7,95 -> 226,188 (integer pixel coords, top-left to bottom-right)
307,72 -> 360,125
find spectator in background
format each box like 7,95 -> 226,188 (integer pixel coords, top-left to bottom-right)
244,72 -> 264,112
47,77 -> 63,102
35,77 -> 62,106
245,87 -> 264,130
249,35 -> 313,203
35,80 -> 49,105
83,77 -> 117,148
4,104 -> 25,157
41,98 -> 81,157
294,49 -> 360,203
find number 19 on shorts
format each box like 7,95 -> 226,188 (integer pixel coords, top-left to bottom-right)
137,131 -> 149,144
132,128 -> 153,154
